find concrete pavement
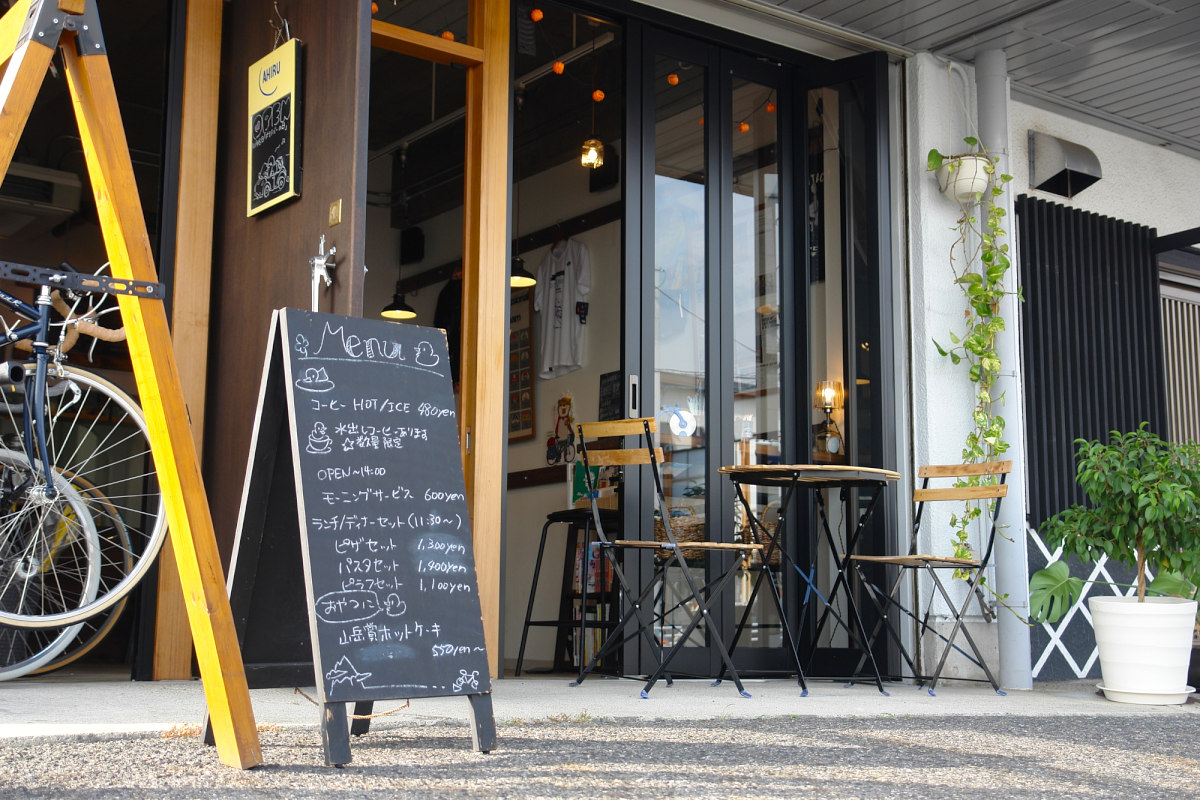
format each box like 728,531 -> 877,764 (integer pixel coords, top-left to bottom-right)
2,668 -> 1196,740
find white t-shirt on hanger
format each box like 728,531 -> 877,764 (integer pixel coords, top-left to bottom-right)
534,238 -> 591,379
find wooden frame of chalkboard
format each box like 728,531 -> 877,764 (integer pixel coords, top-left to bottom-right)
221,309 -> 496,765
246,38 -> 303,216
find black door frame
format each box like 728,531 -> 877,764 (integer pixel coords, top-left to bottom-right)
608,6 -> 895,679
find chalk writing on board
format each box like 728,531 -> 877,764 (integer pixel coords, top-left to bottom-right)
250,95 -> 292,204
294,322 -> 445,375
275,310 -> 490,706
295,367 -> 334,392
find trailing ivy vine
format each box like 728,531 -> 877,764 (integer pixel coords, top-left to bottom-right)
927,137 -> 1018,563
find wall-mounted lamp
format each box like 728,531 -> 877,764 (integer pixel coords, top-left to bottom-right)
381,287 -> 417,321
813,380 -> 843,455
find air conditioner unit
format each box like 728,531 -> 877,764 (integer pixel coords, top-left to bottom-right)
0,162 -> 82,238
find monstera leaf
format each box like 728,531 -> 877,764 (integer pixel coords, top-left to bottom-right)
1029,561 -> 1084,624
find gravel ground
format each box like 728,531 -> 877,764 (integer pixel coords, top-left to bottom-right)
2,714 -> 1198,799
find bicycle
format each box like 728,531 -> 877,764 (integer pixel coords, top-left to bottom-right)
0,260 -> 168,679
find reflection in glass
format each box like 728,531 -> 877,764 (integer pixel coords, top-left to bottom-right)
729,77 -> 783,650
652,53 -> 707,649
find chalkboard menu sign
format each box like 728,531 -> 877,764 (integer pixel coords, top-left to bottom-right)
246,39 -> 303,216
224,309 -> 494,764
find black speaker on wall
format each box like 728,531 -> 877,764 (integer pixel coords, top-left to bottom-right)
400,226 -> 425,264
589,144 -> 619,193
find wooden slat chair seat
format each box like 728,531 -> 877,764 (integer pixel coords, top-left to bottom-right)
849,461 -> 1011,696
570,417 -> 760,699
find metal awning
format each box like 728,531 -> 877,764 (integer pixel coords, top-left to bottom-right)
752,0 -> 1200,158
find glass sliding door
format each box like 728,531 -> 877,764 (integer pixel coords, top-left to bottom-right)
632,30 -> 795,676
625,24 -> 892,679
726,71 -> 787,659
647,40 -> 713,667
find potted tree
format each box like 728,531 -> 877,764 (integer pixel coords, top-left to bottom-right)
1029,423 -> 1200,704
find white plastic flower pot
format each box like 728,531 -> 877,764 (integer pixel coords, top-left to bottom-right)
936,154 -> 992,202
1090,594 -> 1198,704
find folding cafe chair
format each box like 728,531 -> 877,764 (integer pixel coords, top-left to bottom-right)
569,417 -> 763,698
850,461 -> 1010,695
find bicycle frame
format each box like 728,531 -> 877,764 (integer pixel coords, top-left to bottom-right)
0,282 -> 63,497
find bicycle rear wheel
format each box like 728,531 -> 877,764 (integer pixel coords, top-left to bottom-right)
0,366 -> 166,628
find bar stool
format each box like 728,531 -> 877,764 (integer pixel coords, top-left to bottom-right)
515,507 -> 619,675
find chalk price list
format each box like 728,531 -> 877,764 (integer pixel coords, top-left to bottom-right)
305,393 -> 475,660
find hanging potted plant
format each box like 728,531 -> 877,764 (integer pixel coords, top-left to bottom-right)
928,138 -> 994,202
1029,424 -> 1200,704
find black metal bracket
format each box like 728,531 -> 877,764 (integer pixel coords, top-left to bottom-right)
17,1 -> 105,57
0,261 -> 164,299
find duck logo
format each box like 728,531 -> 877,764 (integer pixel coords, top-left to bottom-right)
258,59 -> 282,97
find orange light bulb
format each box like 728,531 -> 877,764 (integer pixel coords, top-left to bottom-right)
530,8 -> 543,21
738,121 -> 750,133
371,1 -> 378,13
552,61 -> 565,75
766,101 -> 776,113
667,73 -> 679,86
441,30 -> 455,41
592,89 -> 605,102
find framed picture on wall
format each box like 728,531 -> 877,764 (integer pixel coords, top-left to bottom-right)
508,287 -> 535,441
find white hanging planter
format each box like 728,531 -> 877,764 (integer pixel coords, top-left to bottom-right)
1090,594 -> 1197,704
936,153 -> 993,202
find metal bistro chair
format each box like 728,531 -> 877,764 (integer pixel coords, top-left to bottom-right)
850,461 -> 1011,695
570,417 -> 763,699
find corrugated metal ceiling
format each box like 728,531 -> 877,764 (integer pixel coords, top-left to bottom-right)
760,0 -> 1200,156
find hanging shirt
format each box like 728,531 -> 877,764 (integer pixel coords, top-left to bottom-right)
534,238 -> 591,379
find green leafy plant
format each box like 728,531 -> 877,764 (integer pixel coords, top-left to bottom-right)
1029,424 -> 1200,623
928,138 -> 1017,562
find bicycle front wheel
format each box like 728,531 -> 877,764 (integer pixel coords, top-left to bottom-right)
0,366 -> 167,628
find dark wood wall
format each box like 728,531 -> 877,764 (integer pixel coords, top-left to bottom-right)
206,2 -> 370,562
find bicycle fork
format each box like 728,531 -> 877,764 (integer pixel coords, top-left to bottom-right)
21,286 -> 58,502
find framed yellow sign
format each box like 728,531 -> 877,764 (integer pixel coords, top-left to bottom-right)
247,39 -> 303,216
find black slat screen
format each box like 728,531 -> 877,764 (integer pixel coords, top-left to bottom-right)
1017,194 -> 1166,679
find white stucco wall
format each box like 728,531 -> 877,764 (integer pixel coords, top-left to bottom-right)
905,49 -> 1200,682
1010,103 -> 1200,236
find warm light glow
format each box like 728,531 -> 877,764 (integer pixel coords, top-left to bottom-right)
552,61 -> 565,75
738,121 -> 750,133
530,8 -> 543,21
766,101 -> 776,113
581,138 -> 604,169
510,256 -> 537,288
592,89 -> 605,103
814,380 -> 844,411
371,1 -> 378,13
667,73 -> 679,86
440,30 -> 455,41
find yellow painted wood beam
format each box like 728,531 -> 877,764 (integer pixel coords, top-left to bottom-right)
0,17 -> 52,176
60,41 -> 261,770
459,0 -> 509,679
155,0 -> 224,682
370,19 -> 483,67
0,0 -> 31,73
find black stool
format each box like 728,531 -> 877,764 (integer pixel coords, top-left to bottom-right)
515,507 -> 619,675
